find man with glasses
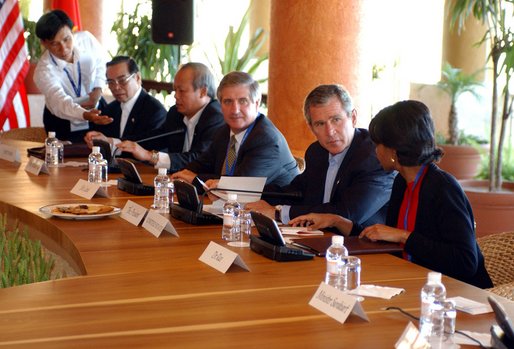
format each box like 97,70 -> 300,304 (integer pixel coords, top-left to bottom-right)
88,62 -> 225,173
34,10 -> 113,142
246,84 -> 395,234
171,71 -> 299,186
84,56 -> 166,144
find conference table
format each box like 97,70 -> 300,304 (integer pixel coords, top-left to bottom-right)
0,140 -> 502,348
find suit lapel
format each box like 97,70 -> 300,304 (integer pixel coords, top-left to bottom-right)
122,90 -> 146,137
329,129 -> 360,200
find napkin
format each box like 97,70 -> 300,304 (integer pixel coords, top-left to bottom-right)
63,161 -> 87,167
446,296 -> 492,315
349,284 -> 405,299
454,331 -> 491,347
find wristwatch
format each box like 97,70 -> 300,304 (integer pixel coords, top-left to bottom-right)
274,205 -> 283,222
150,150 -> 159,165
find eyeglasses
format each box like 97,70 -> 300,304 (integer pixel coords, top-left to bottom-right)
107,73 -> 135,87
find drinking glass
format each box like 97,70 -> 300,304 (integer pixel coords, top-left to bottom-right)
228,209 -> 251,247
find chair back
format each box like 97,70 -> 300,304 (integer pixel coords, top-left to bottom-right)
0,127 -> 47,143
477,231 -> 514,286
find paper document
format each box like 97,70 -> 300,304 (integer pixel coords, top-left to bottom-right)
211,176 -> 267,203
280,226 -> 324,236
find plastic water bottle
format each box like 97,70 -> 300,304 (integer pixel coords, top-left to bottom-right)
325,235 -> 348,289
419,272 -> 447,342
443,299 -> 456,343
88,146 -> 106,183
152,168 -> 171,213
45,131 -> 63,167
222,194 -> 240,241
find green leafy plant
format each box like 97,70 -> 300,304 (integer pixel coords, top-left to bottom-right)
111,1 -> 180,82
0,214 -> 56,288
216,7 -> 268,82
23,17 -> 42,63
435,62 -> 483,145
449,0 -> 514,191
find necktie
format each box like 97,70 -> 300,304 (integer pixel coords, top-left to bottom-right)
224,135 -> 237,175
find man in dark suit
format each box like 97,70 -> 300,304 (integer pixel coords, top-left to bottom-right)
172,71 -> 298,187
246,84 -> 395,230
84,56 -> 166,144
86,62 -> 225,172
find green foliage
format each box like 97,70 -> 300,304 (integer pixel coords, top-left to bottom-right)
217,7 -> 269,82
111,1 -> 180,82
436,131 -> 488,146
23,18 -> 42,63
436,62 -> 482,104
0,214 -> 56,288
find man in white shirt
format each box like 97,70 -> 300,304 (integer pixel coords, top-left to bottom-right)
34,10 -> 112,142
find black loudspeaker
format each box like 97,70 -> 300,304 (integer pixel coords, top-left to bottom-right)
152,0 -> 194,45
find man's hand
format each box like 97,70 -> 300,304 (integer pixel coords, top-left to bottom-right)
245,200 -> 275,220
171,169 -> 198,184
84,131 -> 110,148
289,213 -> 353,236
359,224 -> 410,244
116,141 -> 152,162
83,109 -> 113,125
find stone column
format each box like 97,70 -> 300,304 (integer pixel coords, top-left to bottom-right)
78,0 -> 103,43
268,0 -> 369,154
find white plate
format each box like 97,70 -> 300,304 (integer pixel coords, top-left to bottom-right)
39,203 -> 121,220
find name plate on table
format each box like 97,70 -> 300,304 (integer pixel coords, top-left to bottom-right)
309,282 -> 368,324
142,210 -> 179,238
0,144 -> 21,163
199,241 -> 250,273
70,179 -> 108,199
395,322 -> 429,349
25,156 -> 49,175
120,200 -> 148,226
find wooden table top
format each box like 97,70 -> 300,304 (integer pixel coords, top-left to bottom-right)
0,140 -> 503,348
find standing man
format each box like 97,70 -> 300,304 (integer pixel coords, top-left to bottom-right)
34,10 -> 112,142
90,62 -> 225,173
84,56 -> 167,146
247,84 -> 395,233
172,71 -> 299,186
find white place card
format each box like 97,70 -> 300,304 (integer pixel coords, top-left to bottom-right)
309,282 -> 369,324
142,210 -> 179,238
199,241 -> 250,273
395,322 -> 429,349
120,200 -> 148,226
24,156 -> 49,175
0,144 -> 21,163
70,179 -> 108,199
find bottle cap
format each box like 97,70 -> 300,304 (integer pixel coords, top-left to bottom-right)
427,271 -> 442,283
92,146 -> 100,153
48,131 -> 56,138
158,168 -> 167,175
228,193 -> 237,201
332,235 -> 344,245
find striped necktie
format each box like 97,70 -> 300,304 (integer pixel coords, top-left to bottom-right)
223,135 -> 237,175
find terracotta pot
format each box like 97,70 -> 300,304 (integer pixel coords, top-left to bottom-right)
437,145 -> 482,180
460,179 -> 514,237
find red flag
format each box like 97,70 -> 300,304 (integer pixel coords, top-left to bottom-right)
0,0 -> 31,131
52,0 -> 82,31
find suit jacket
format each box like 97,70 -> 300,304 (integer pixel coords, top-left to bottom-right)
186,114 -> 299,186
126,100 -> 225,172
389,163 -> 493,289
93,89 -> 166,139
268,128 -> 395,227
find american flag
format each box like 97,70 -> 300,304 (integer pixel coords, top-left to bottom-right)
0,0 -> 30,131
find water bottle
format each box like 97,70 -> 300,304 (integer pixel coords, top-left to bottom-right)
88,146 -> 105,183
152,168 -> 171,213
443,299 -> 456,342
222,194 -> 240,241
419,272 -> 447,342
325,235 -> 348,289
45,131 -> 63,167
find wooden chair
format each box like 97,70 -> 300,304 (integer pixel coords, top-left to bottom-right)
477,231 -> 514,286
0,127 -> 47,143
141,79 -> 174,94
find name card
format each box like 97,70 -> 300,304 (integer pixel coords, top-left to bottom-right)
309,282 -> 368,324
199,241 -> 250,273
142,210 -> 179,238
395,322 -> 429,349
120,200 -> 148,226
24,156 -> 49,175
0,144 -> 21,163
70,179 -> 108,199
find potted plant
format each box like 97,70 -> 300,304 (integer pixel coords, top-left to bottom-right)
448,0 -> 514,236
435,62 -> 484,179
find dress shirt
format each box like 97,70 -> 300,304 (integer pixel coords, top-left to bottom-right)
281,148 -> 348,223
119,87 -> 142,138
34,31 -> 107,123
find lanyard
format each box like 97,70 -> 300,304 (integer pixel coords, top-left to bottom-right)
50,54 -> 82,98
224,121 -> 256,176
403,164 -> 427,230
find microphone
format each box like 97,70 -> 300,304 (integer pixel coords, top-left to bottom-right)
134,129 -> 185,144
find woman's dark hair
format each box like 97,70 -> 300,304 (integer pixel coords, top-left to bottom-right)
369,100 -> 443,166
35,10 -> 73,41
